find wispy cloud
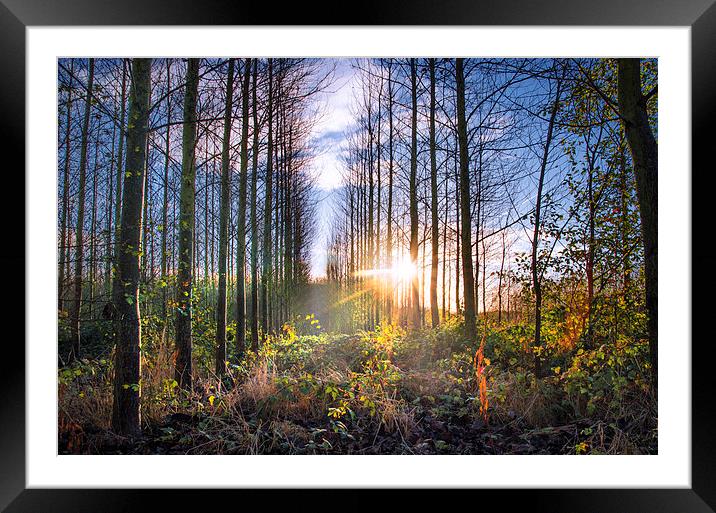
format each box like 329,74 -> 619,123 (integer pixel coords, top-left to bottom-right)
309,59 -> 358,277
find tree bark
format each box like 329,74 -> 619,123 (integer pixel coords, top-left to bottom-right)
498,229 -> 506,324
386,60 -> 394,324
105,109 -> 117,297
70,58 -> 95,361
175,58 -> 200,390
249,59 -> 260,353
617,58 -> 658,395
429,59 -> 440,328
215,58 -> 234,375
455,133 -> 461,316
111,61 -> 128,311
261,59 -> 274,338
111,58 -> 151,437
408,58 -> 421,329
58,59 -> 74,312
160,59 -> 171,321
235,58 -> 251,359
455,58 -> 477,340
532,69 -> 563,379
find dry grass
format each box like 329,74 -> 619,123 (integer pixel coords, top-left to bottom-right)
58,360 -> 113,433
376,392 -> 417,438
237,359 -> 278,409
399,369 -> 448,401
58,325 -> 655,455
490,372 -> 564,428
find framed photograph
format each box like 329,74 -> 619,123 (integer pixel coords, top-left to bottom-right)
4,0 -> 714,510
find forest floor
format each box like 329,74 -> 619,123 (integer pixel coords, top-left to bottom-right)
58,319 -> 657,455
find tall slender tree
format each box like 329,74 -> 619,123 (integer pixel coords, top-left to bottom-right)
249,58 -> 260,353
385,60 -> 394,324
175,58 -> 200,390
531,66 -> 563,379
235,58 -> 251,359
58,59 -> 74,312
70,58 -> 95,361
428,58 -> 440,328
215,58 -> 235,376
111,58 -> 152,437
455,58 -> 477,340
160,59 -> 171,322
408,58 -> 421,328
261,59 -> 274,338
617,58 -> 658,394
111,61 -> 128,301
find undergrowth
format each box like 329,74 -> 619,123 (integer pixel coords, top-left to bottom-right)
58,315 -> 656,455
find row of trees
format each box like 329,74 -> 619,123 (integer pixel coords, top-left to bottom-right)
326,57 -> 657,388
57,56 -> 657,437
58,58 -> 330,435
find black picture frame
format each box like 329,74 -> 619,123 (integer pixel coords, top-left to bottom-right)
2,0 -> 713,510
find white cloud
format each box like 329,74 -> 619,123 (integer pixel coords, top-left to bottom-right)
308,60 -> 359,277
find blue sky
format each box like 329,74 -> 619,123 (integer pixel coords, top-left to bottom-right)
308,59 -> 358,277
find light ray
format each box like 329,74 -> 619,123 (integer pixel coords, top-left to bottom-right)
353,256 -> 417,283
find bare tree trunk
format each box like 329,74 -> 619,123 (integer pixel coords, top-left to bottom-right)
272,100 -> 281,331
455,58 -> 477,340
455,134 -> 461,315
532,69 -> 563,379
235,58 -> 251,359
473,153 -> 481,322
282,110 -> 292,324
442,159 -> 449,320
366,92 -> 375,329
58,59 -> 74,312
112,58 -> 151,437
617,58 -> 658,395
386,60 -> 394,324
249,59 -> 260,353
586,144 -> 596,347
88,135 -> 99,318
429,59 -> 440,328
619,140 -> 632,292
276,107 -> 285,326
105,111 -> 117,297
175,58 -> 200,390
160,59 -> 171,321
408,58 -> 420,329
141,136 -> 151,284
203,143 -> 210,307
70,58 -> 95,361
215,58 -> 234,375
375,81 -> 382,326
261,59 -> 274,338
111,61 -> 128,307
498,229 -> 506,324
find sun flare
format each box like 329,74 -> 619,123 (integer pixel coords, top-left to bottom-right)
390,257 -> 418,282
354,257 -> 417,283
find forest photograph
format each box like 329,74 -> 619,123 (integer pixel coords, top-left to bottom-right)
57,56 -> 658,456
